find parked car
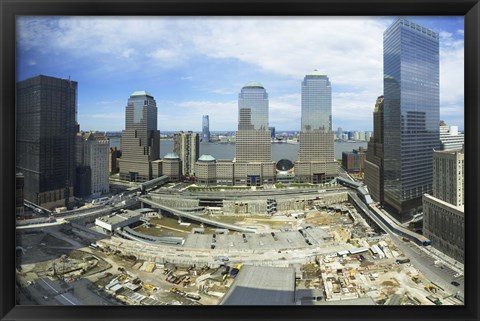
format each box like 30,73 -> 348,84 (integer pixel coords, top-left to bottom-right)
451,281 -> 460,287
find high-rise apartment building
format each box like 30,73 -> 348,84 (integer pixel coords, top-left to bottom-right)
423,149 -> 464,262
234,82 -> 274,185
439,121 -> 464,151
337,127 -> 343,140
202,115 -> 210,142
173,131 -> 200,177
383,19 -> 440,222
295,71 -> 337,184
16,75 -> 77,209
364,95 -> 385,203
75,132 -> 110,197
119,91 -> 160,182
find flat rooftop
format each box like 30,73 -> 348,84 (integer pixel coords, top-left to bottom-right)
96,210 -> 142,225
220,265 -> 295,305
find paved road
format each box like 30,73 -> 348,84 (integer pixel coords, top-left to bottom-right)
349,191 -> 464,301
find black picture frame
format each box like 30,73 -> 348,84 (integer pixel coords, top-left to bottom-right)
1,0 -> 479,320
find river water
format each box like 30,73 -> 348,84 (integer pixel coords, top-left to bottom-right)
109,137 -> 367,161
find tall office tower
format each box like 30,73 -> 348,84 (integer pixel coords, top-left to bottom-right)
337,127 -> 342,140
173,131 -> 200,177
364,96 -> 385,203
202,115 -> 210,142
16,75 -> 77,209
119,91 -> 160,182
235,81 -> 271,162
295,71 -> 337,184
235,82 -> 274,186
75,132 -> 110,197
383,19 -> 440,222
423,149 -> 464,262
439,121 -> 464,151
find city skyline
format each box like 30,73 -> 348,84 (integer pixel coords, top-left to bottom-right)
16,16 -> 464,132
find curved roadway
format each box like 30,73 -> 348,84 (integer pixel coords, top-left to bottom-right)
138,197 -> 257,233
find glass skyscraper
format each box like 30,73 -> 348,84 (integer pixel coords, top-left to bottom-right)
238,81 -> 269,130
296,71 -> 337,184
16,75 -> 77,209
383,19 -> 440,221
235,82 -> 271,162
120,91 -> 160,182
202,115 -> 210,142
301,70 -> 332,131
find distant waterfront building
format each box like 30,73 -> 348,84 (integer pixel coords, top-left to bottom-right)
16,75 -> 77,209
342,147 -> 367,173
295,70 -> 337,184
364,96 -> 385,204
383,19 -> 440,222
173,131 -> 200,177
365,131 -> 372,142
423,149 -> 464,262
269,126 -> 276,140
75,131 -> 110,197
358,131 -> 366,141
235,82 -> 275,185
337,127 -> 342,140
119,91 -> 160,182
439,121 -> 464,151
202,115 -> 210,142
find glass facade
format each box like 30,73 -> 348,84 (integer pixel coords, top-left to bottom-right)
202,115 -> 210,142
236,82 -> 272,163
301,71 -> 331,131
16,75 -> 77,208
238,82 -> 268,130
126,91 -> 157,132
383,19 -> 440,221
120,91 -> 160,181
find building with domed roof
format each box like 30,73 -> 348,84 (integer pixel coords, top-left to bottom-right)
195,155 -> 217,186
153,153 -> 181,182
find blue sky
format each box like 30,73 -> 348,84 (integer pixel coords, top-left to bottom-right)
16,16 -> 464,132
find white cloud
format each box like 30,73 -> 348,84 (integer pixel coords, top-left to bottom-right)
18,16 -> 463,130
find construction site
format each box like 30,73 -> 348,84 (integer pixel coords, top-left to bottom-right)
15,190 -> 464,306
